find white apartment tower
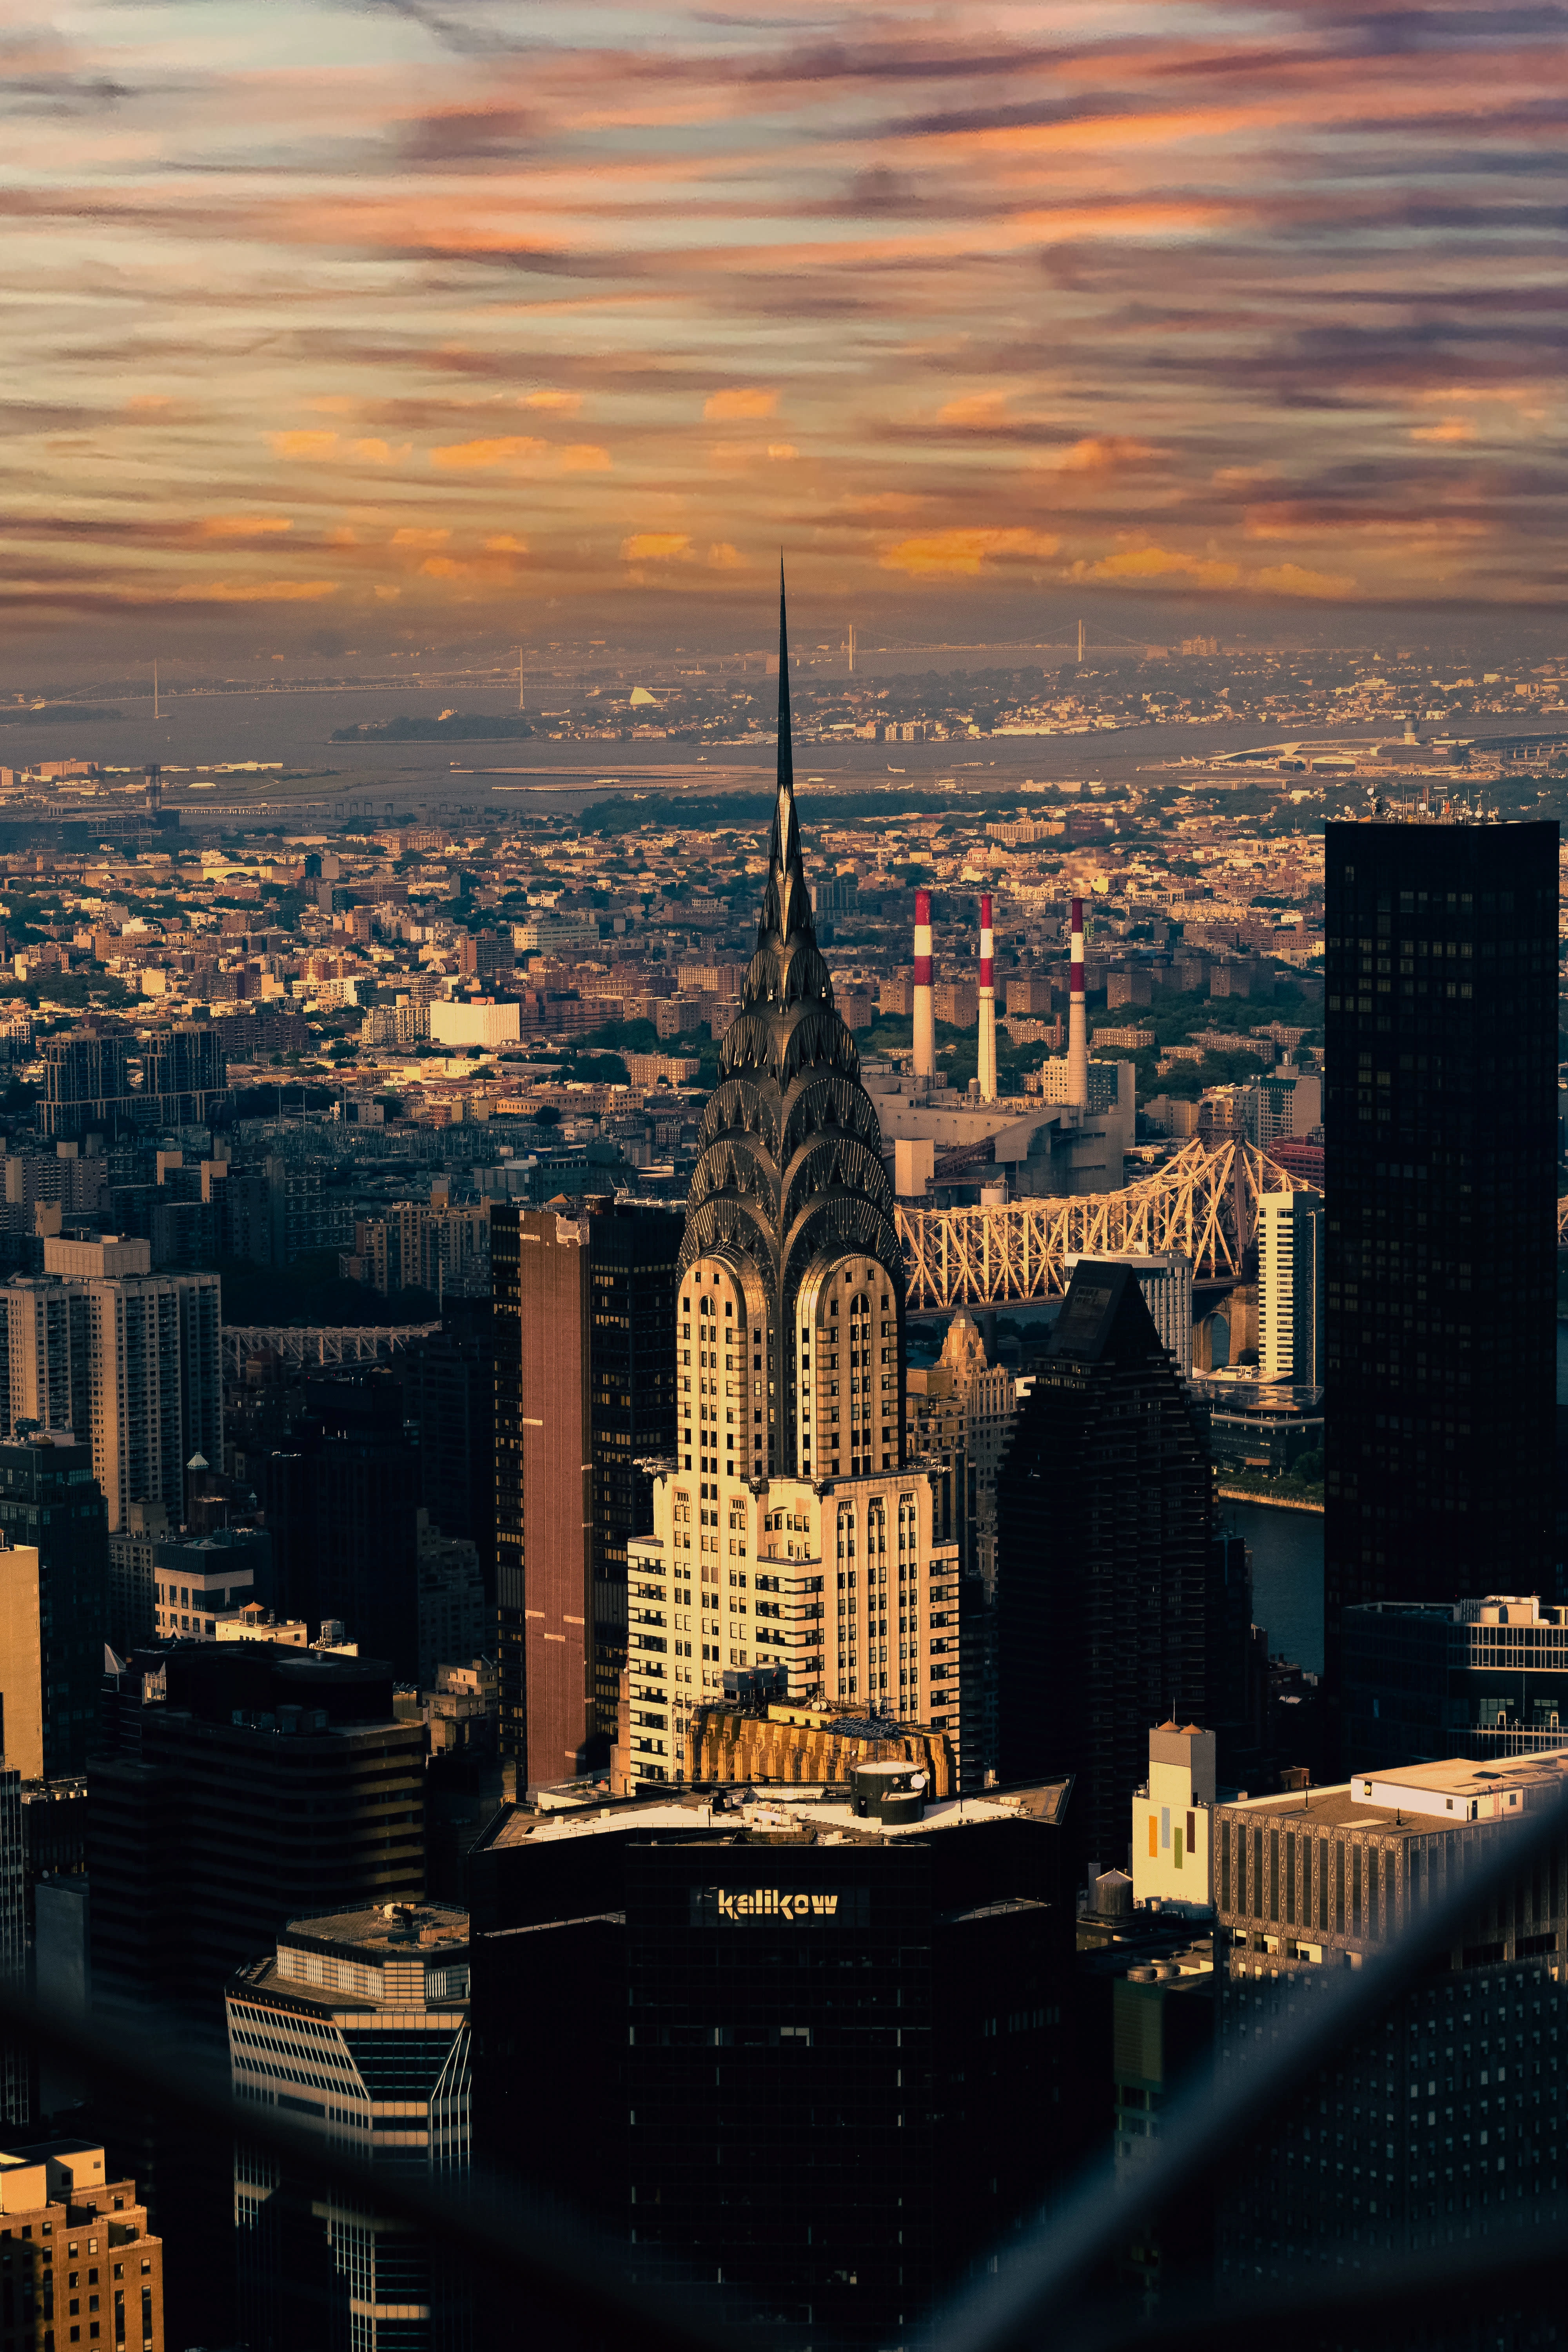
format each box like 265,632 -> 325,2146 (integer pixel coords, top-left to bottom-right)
613,580 -> 963,1790
1258,1188 -> 1324,1385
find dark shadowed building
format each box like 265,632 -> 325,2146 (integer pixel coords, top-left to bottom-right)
996,1259 -> 1214,1866
1323,819 -> 1558,1715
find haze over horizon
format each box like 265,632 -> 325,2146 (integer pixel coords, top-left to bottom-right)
8,0 -> 1567,671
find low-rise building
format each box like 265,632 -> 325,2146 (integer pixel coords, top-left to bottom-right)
151,1527 -> 268,1642
1132,1722 -> 1216,1915
0,2142 -> 163,2352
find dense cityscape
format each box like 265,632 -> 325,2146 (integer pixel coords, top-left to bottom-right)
0,587 -> 1554,2352
8,0 -> 1568,2333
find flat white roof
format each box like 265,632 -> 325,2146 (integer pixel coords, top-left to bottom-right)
479,1780 -> 1071,1853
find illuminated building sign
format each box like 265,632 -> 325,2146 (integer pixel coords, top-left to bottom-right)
689,1885 -> 871,1927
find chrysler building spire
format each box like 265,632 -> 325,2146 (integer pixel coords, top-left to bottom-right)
679,573 -> 904,1483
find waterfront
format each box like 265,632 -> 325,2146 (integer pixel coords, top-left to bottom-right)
1219,1496 -> 1323,1675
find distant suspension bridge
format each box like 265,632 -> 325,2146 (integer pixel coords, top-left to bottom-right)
895,1137 -> 1312,1310
220,1323 -> 440,1381
218,1145 -> 1310,1351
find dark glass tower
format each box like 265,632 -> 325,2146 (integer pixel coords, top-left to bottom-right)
995,1260 -> 1214,1865
1323,819 -> 1558,1707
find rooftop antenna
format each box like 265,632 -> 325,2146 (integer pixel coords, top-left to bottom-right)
1077,617 -> 1085,664
517,647 -> 525,710
153,659 -> 159,721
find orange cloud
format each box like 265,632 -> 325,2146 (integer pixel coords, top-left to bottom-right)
485,534 -> 529,553
1049,437 -> 1164,474
938,392 -> 1014,427
174,579 -> 338,603
704,387 -> 779,421
200,516 -> 292,539
428,436 -> 609,472
1410,419 -> 1477,445
267,430 -> 339,461
621,533 -> 692,562
1079,544 -> 1241,587
430,435 -> 549,470
350,438 -> 410,464
390,526 -> 450,548
767,443 -> 798,462
707,542 -> 745,569
1253,562 -> 1358,597
881,528 -> 1060,577
521,389 -> 583,414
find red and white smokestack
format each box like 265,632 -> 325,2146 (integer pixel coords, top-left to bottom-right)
977,892 -> 997,1102
913,887 -> 935,1079
1066,893 -> 1089,1107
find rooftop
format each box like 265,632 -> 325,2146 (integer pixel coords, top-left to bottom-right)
282,1902 -> 469,1958
1223,1750 -> 1568,1836
476,1777 -> 1073,1854
1346,1593 -> 1563,1627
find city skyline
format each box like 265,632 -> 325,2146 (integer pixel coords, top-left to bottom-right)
7,0 -> 1568,664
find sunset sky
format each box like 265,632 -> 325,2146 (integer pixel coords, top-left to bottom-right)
7,0 -> 1567,664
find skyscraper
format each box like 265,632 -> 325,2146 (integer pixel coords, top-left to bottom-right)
0,1432 -> 107,1777
247,1372 -> 422,1671
995,1258 -> 1214,1862
1256,1188 -> 1324,1385
0,1238 -> 220,1532
228,1904 -> 470,2352
492,1198 -> 679,1788
1323,820 -> 1557,1696
469,1769 -> 1078,2349
611,578 -> 964,1791
89,1642 -> 425,2025
404,1305 -> 495,1595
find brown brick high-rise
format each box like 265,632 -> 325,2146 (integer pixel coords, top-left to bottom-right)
493,1200 -> 679,1789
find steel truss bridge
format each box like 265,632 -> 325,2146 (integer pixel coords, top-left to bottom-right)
895,1137 -> 1311,1311
220,1322 -> 440,1381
